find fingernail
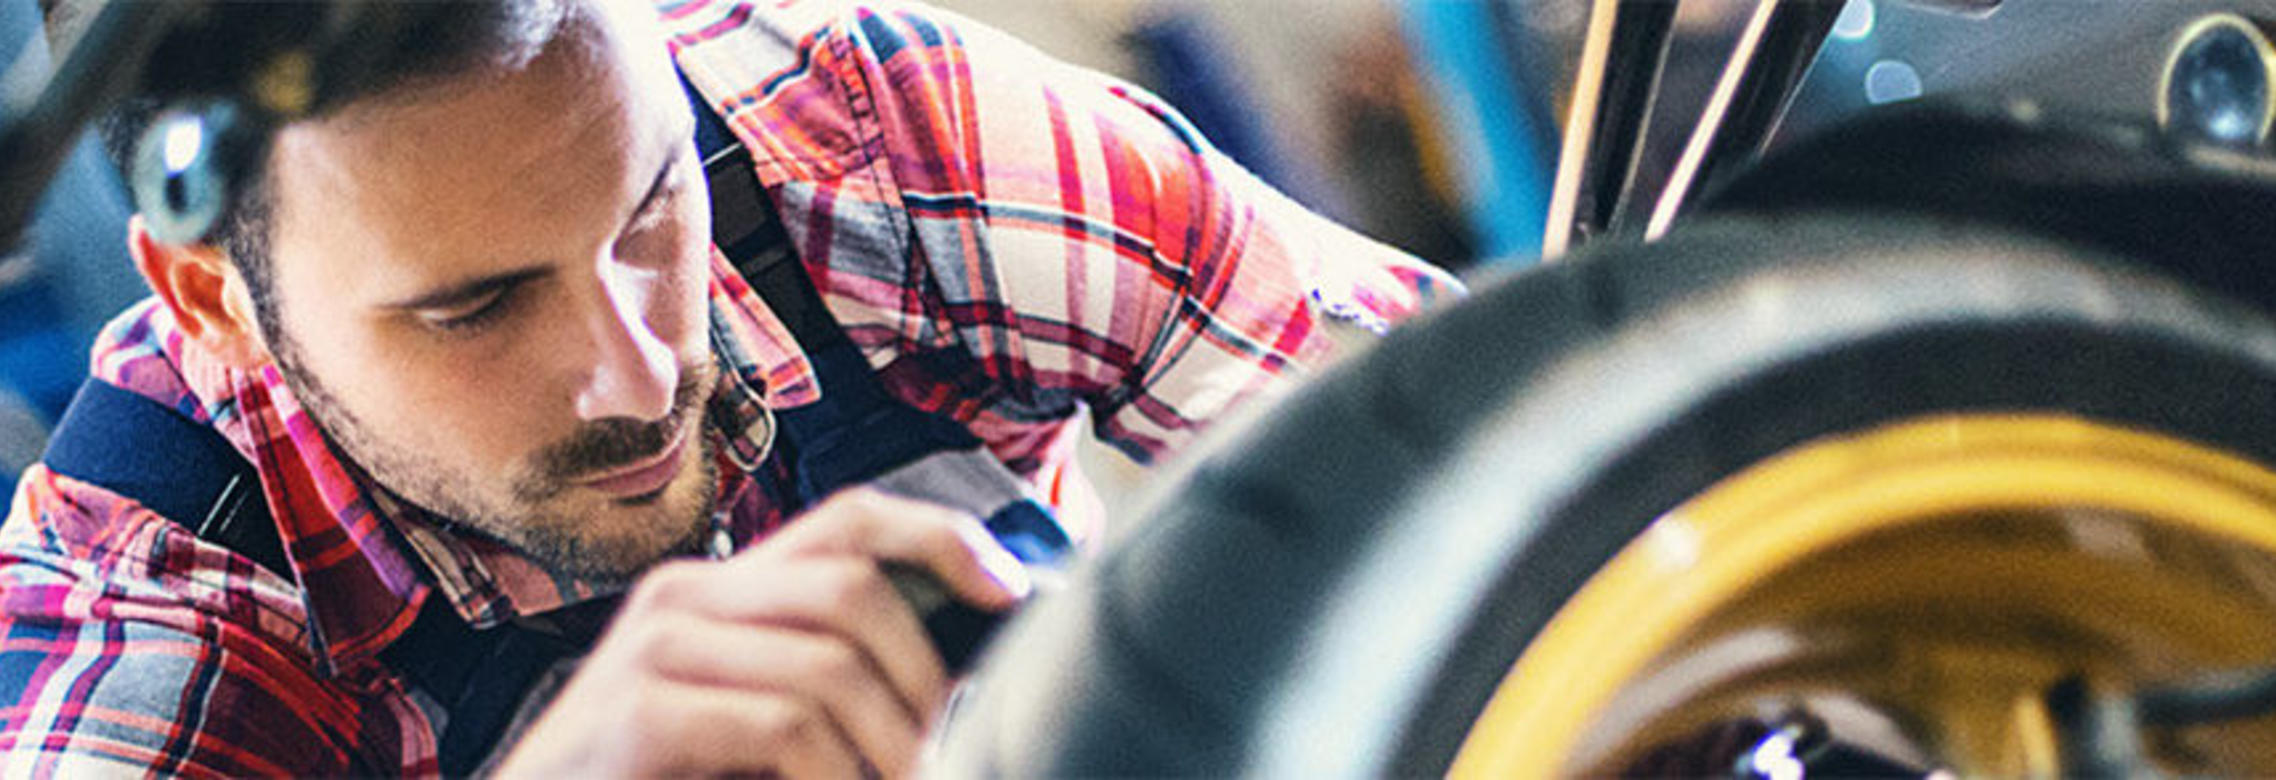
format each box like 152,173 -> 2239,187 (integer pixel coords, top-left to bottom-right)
975,536 -> 1033,602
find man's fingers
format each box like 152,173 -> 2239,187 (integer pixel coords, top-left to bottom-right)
633,615 -> 925,775
573,486 -> 1038,773
760,487 -> 1030,611
627,556 -> 953,716
504,491 -> 1037,776
637,680 -> 868,778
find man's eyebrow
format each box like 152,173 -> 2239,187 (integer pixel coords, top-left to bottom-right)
380,267 -> 551,310
382,139 -> 684,312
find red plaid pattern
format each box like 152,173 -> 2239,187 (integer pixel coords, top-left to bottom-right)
0,0 -> 1459,774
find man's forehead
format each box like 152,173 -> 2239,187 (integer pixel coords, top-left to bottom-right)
261,0 -> 685,294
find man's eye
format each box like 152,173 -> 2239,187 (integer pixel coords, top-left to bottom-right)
626,155 -> 691,236
418,290 -> 514,334
628,181 -> 680,235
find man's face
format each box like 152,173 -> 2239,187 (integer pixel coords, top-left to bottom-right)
258,0 -> 720,584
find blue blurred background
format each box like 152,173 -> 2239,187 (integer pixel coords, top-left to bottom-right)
2,0 -> 145,497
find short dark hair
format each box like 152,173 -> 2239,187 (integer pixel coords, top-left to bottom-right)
93,0 -> 572,321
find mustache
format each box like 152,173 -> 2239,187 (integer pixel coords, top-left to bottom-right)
525,366 -> 713,494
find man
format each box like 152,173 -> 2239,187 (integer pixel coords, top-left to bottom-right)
0,0 -> 1455,774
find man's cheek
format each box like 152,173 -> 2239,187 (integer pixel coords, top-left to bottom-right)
386,381 -> 549,475
670,230 -> 711,309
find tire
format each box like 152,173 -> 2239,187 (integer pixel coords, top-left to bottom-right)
932,111 -> 2276,776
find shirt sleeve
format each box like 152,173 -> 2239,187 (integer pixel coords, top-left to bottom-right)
846,3 -> 1461,463
0,470 -> 418,777
675,0 -> 1463,465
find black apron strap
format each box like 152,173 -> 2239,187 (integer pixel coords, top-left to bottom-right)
688,78 -> 984,500
41,378 -> 287,577
380,594 -> 612,776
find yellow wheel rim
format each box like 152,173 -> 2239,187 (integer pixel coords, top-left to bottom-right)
1448,414 -> 2276,777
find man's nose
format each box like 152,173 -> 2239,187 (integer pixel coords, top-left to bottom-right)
573,261 -> 680,422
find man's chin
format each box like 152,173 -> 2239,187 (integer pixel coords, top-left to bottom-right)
516,504 -> 710,586
504,446 -> 720,586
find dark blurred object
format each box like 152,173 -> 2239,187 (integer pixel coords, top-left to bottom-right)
128,99 -> 270,246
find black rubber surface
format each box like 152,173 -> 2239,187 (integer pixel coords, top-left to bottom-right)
933,105 -> 2276,776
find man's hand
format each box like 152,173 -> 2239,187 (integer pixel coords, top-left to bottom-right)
494,489 -> 1031,777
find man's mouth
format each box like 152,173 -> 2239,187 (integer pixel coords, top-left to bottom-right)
571,423 -> 690,500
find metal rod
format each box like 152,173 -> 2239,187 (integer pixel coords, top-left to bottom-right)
1541,0 -> 1678,259
1644,0 -> 1839,240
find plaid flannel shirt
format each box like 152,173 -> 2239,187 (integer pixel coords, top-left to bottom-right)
0,0 -> 1459,774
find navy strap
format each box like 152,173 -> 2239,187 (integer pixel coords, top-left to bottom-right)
774,342 -> 983,501
40,378 -> 286,577
692,81 -> 843,355
380,594 -> 613,776
689,76 -> 986,501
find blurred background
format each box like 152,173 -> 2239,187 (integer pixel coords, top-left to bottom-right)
930,0 -> 1577,272
0,0 -> 1598,501
2,0 -> 144,500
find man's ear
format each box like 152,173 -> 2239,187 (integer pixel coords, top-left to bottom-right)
127,215 -> 271,369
